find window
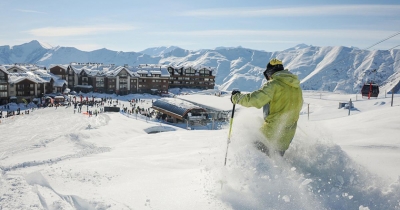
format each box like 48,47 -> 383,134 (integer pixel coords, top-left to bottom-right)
185,68 -> 195,74
199,69 -> 210,75
17,91 -> 24,95
30,91 -> 34,95
96,83 -> 104,87
30,84 -> 34,88
0,74 -> 6,82
0,85 -> 7,90
0,92 -> 7,97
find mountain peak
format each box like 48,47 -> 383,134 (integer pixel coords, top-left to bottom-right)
140,46 -> 179,57
36,41 -> 53,49
13,40 -> 52,50
284,43 -> 311,51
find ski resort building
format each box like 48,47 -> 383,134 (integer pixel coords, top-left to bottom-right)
0,63 -> 217,105
167,65 -> 215,90
0,64 -> 67,104
65,63 -> 170,95
151,98 -> 208,124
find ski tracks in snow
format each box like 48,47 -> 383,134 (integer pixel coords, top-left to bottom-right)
0,110 -> 111,171
0,110 -> 120,210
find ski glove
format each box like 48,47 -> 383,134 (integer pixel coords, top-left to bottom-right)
230,90 -> 241,104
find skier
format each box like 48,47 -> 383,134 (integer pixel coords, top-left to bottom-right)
231,58 -> 303,157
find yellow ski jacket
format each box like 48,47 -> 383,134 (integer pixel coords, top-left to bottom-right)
231,70 -> 303,151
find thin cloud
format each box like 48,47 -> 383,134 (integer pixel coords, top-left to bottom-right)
158,29 -> 400,40
27,25 -> 135,37
241,40 -> 299,44
180,5 -> 400,17
15,9 -> 46,14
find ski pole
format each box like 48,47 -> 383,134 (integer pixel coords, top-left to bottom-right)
224,104 -> 236,166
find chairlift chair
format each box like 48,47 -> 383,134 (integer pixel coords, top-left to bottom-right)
361,82 -> 379,98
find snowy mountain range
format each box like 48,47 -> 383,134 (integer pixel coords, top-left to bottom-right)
1,40 -> 400,93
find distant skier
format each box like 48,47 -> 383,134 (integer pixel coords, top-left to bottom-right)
231,58 -> 303,157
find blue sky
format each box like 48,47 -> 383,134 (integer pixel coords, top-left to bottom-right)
1,0 -> 400,52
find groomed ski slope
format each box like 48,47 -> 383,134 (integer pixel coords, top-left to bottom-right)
0,91 -> 399,210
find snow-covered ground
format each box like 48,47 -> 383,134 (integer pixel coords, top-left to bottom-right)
0,91 -> 399,210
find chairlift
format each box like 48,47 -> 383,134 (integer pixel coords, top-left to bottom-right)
361,82 -> 379,98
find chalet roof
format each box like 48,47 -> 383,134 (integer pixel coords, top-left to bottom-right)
5,65 -> 29,73
69,64 -> 102,74
54,79 -> 67,87
130,65 -> 170,77
137,70 -> 148,74
0,66 -> 8,74
104,66 -> 135,77
49,64 -> 68,70
167,65 -> 215,75
33,70 -> 63,84
8,73 -> 42,84
152,98 -> 205,118
69,64 -> 133,77
149,70 -> 161,74
84,69 -> 99,76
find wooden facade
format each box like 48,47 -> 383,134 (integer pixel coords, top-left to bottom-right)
49,65 -> 68,80
67,64 -> 170,95
168,66 -> 215,89
9,78 -> 39,103
0,67 -> 8,105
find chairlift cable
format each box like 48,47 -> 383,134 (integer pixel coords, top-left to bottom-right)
364,31 -> 400,50
316,32 -> 400,87
388,44 -> 400,51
